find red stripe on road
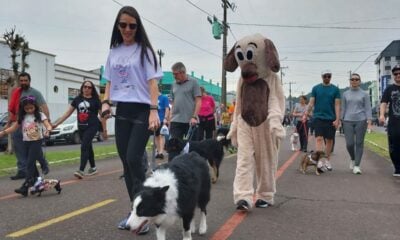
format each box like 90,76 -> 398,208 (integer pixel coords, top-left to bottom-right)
210,151 -> 301,240
0,169 -> 122,201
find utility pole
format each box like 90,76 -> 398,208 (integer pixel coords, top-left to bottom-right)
157,49 -> 165,68
280,66 -> 288,85
221,0 -> 235,106
284,81 -> 296,112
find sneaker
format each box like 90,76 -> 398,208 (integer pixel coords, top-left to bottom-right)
317,160 -> 325,173
87,167 -> 98,176
118,213 -> 131,230
393,172 -> 400,177
10,171 -> 26,180
74,170 -> 84,179
349,160 -> 355,170
353,166 -> 362,175
325,160 -> 332,171
255,199 -> 270,208
236,199 -> 250,211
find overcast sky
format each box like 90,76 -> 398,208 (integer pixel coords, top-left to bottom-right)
1,0 -> 400,98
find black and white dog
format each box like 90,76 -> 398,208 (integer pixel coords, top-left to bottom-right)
126,152 -> 211,240
166,132 -> 229,183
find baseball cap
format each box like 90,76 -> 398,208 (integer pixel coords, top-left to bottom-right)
392,64 -> 400,73
321,69 -> 332,75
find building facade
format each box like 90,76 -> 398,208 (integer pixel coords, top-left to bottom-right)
375,40 -> 400,100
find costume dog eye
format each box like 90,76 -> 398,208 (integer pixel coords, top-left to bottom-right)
245,46 -> 255,60
235,48 -> 245,61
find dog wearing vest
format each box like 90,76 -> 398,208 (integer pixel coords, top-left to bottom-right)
224,33 -> 286,210
126,152 -> 211,240
290,132 -> 300,151
29,176 -> 62,196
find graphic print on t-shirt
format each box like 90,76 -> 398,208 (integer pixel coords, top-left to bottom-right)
23,122 -> 41,141
78,100 -> 90,123
391,90 -> 400,117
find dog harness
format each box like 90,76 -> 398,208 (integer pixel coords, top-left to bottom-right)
308,154 -> 317,165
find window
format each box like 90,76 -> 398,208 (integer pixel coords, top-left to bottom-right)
385,66 -> 391,70
396,56 -> 400,60
384,56 -> 391,61
0,69 -> 13,99
68,88 -> 80,103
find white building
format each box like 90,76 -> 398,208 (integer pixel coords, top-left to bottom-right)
374,40 -> 400,100
0,41 -> 115,134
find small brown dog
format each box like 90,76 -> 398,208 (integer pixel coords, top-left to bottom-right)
299,151 -> 325,175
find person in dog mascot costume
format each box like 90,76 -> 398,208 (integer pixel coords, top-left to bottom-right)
224,33 -> 286,210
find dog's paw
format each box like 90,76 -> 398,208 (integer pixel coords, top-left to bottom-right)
190,219 -> 196,234
198,212 -> 207,235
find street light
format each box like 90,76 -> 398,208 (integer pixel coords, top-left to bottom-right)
352,53 -> 378,74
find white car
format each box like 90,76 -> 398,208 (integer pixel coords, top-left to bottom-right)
46,115 -> 103,145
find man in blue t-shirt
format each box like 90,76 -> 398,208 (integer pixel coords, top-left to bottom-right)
303,70 -> 340,172
153,91 -> 170,159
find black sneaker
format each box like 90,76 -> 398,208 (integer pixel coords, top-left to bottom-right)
255,199 -> 270,208
42,166 -> 50,175
236,200 -> 249,211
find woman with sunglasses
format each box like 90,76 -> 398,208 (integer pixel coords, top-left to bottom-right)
341,73 -> 372,175
53,80 -> 106,179
101,6 -> 162,233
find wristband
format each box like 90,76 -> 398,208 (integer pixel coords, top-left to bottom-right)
192,116 -> 197,119
150,105 -> 158,110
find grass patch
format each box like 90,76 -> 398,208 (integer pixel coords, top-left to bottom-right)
364,131 -> 389,159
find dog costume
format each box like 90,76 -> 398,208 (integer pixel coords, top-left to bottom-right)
224,33 -> 286,208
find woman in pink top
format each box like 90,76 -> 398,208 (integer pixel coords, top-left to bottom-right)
197,86 -> 216,140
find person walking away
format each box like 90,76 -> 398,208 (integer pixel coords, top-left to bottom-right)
154,89 -> 170,159
341,73 -> 372,174
7,72 -> 50,180
303,70 -> 340,172
0,96 -> 52,196
197,86 -> 216,140
169,62 -> 201,144
379,64 -> 400,177
52,81 -> 106,179
101,6 -> 162,233
292,95 -> 309,152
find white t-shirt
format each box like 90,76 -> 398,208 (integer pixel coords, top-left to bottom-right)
22,112 -> 47,141
104,43 -> 163,104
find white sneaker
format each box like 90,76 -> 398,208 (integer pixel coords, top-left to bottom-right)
349,160 -> 355,170
325,160 -> 332,171
353,166 -> 361,174
317,159 -> 325,172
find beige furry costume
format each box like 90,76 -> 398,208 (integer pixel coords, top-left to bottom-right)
224,34 -> 286,208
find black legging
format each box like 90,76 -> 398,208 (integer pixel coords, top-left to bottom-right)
388,124 -> 400,173
296,121 -> 308,151
197,117 -> 215,140
115,102 -> 150,201
78,124 -> 98,171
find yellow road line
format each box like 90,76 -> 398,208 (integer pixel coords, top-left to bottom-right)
6,199 -> 116,238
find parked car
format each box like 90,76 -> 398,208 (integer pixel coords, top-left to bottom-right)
0,113 -> 8,150
46,115 -> 103,146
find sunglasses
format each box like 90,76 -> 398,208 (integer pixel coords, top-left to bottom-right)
83,85 -> 93,89
393,72 -> 400,76
350,78 -> 360,81
118,22 -> 137,30
323,75 -> 331,79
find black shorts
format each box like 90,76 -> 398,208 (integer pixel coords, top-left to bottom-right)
314,118 -> 336,140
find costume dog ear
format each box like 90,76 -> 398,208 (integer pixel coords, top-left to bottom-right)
224,44 -> 238,72
264,38 -> 280,73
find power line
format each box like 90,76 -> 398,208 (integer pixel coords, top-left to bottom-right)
185,0 -> 213,16
112,0 -> 221,58
229,22 -> 400,30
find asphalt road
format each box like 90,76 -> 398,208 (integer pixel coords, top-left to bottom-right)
0,131 -> 399,240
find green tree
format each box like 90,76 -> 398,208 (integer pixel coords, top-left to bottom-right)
3,27 -> 30,153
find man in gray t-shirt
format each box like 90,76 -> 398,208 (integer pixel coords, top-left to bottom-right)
168,62 -> 201,155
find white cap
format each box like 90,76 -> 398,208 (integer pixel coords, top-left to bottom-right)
321,69 -> 332,75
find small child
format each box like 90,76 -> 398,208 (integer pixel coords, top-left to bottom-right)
0,95 -> 53,196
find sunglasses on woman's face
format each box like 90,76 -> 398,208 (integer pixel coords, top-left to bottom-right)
83,85 -> 92,89
118,22 -> 137,30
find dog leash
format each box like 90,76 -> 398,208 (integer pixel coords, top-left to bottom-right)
150,129 -> 157,171
185,124 -> 198,141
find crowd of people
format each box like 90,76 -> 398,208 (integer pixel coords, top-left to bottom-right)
2,5 -> 400,237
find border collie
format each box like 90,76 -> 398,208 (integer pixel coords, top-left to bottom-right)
166,134 -> 228,183
126,152 -> 211,240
